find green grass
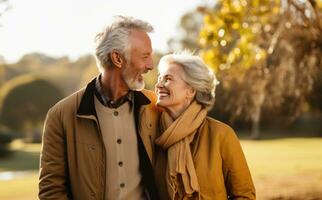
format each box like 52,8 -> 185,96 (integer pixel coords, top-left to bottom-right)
0,138 -> 322,199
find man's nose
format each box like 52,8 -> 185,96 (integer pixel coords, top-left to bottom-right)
146,57 -> 153,70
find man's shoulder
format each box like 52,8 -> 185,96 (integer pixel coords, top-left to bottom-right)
50,87 -> 86,113
139,89 -> 161,118
141,89 -> 157,104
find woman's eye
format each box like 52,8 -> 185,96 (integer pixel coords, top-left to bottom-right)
157,76 -> 171,83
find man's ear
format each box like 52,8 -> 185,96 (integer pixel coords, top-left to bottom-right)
110,51 -> 125,68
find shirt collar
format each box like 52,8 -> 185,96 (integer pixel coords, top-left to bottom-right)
95,75 -> 134,109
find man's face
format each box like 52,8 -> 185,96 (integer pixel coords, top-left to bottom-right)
122,29 -> 153,91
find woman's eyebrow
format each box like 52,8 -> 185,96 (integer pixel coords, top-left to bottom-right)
157,73 -> 174,80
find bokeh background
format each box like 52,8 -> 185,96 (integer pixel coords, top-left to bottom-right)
1,0 -> 322,199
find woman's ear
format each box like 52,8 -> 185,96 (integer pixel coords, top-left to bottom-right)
187,87 -> 196,99
110,50 -> 125,68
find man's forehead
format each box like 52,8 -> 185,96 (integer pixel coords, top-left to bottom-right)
129,29 -> 150,41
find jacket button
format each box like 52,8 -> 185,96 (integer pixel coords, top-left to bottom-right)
118,161 -> 123,167
120,183 -> 125,188
117,139 -> 122,144
113,111 -> 119,116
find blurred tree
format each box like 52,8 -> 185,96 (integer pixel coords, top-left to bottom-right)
0,0 -> 11,27
79,63 -> 98,87
199,0 -> 322,138
0,128 -> 14,157
1,54 -> 53,86
13,53 -> 94,95
0,0 -> 11,86
55,54 -> 96,94
2,53 -> 99,99
0,133 -> 13,157
168,10 -> 204,52
0,64 -> 5,86
0,64 -> 21,91
0,74 -> 63,141
79,55 -> 99,88
13,53 -> 58,72
308,69 -> 322,112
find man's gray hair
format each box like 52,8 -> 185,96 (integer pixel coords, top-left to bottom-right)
158,51 -> 219,110
94,16 -> 154,72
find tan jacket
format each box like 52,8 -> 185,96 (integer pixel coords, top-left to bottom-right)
154,117 -> 256,200
39,78 -> 160,200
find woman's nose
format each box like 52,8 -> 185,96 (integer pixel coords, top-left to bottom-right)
155,81 -> 162,94
155,80 -> 164,89
155,81 -> 161,89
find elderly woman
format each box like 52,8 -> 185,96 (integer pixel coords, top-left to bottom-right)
153,52 -> 256,200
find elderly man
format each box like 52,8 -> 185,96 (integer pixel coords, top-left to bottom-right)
39,16 -> 159,200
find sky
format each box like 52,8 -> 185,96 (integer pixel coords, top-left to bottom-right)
0,0 -> 212,63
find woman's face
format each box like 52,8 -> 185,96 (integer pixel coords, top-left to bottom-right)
155,63 -> 195,114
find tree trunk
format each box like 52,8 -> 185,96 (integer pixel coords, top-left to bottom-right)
251,118 -> 260,139
251,105 -> 262,139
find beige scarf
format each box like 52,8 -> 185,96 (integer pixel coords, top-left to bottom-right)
155,101 -> 207,200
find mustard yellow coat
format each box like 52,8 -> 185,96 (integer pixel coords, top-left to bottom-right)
154,117 -> 256,200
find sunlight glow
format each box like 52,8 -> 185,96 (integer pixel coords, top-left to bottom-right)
0,0 -> 207,63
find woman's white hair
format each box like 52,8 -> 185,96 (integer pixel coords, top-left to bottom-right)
94,15 -> 153,72
158,51 -> 219,110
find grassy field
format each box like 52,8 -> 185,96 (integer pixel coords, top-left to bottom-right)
0,138 -> 322,200
242,138 -> 322,199
0,172 -> 38,200
0,140 -> 39,200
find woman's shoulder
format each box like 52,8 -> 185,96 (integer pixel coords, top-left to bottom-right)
201,117 -> 239,141
204,117 -> 235,133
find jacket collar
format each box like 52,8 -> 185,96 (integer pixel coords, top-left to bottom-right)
77,76 -> 151,117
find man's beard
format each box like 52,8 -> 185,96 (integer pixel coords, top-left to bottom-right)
122,65 -> 145,91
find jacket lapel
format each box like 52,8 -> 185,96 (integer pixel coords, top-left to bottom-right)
133,91 -> 152,162
75,78 -> 158,199
76,78 -> 153,162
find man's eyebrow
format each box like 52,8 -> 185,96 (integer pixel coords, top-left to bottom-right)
142,51 -> 151,55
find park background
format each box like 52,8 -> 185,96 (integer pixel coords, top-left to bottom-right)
1,0 -> 322,199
